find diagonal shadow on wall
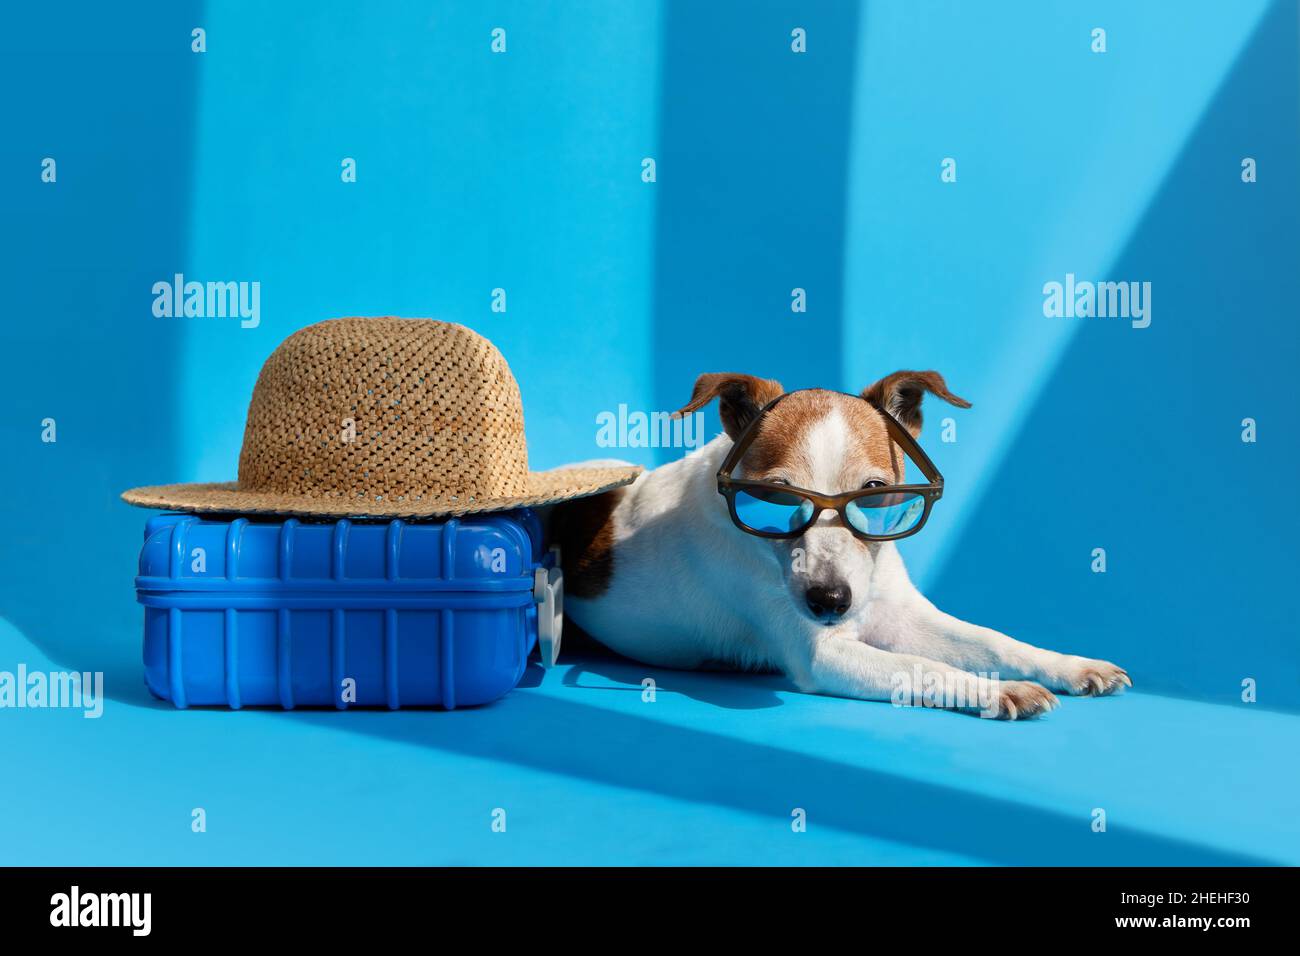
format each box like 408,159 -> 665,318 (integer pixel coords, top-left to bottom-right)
650,1 -> 860,457
929,0 -> 1300,711
0,4 -> 202,690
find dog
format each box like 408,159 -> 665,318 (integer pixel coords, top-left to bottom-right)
552,371 -> 1130,719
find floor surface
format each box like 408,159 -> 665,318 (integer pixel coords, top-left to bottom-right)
2,618 -> 1294,866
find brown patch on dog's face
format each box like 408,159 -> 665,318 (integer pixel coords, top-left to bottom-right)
731,390 -> 903,624
677,372 -> 969,626
739,390 -> 905,492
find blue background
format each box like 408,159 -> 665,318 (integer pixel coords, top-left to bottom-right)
2,0 -> 1297,865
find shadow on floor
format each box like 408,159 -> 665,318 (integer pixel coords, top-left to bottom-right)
280,666 -> 1275,866
560,656 -> 788,710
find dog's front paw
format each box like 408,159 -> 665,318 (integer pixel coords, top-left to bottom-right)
1053,657 -> 1132,697
987,680 -> 1059,720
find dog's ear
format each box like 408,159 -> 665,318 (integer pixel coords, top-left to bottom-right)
861,370 -> 970,437
675,373 -> 785,440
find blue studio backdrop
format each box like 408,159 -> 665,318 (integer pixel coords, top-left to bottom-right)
2,0 -> 1297,865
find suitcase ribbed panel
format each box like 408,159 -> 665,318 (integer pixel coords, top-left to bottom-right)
137,510 -> 547,710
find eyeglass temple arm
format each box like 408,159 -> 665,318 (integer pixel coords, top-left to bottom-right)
717,392 -> 788,478
879,410 -> 943,485
717,391 -> 944,485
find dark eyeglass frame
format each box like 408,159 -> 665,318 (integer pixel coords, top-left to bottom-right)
716,389 -> 945,542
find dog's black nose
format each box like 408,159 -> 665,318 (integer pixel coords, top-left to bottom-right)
805,583 -> 851,621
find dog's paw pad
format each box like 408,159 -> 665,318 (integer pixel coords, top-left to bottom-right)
989,680 -> 1058,720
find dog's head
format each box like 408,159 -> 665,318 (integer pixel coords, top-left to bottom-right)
677,371 -> 970,626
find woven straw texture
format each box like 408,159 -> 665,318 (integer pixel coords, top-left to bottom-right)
122,317 -> 640,518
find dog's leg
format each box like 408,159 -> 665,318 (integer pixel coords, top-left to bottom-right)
873,598 -> 1131,698
790,634 -> 1058,720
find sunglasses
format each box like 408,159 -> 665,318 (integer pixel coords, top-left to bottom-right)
717,390 -> 945,542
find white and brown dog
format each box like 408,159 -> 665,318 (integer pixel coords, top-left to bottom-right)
553,371 -> 1130,719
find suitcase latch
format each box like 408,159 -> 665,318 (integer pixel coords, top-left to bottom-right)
532,564 -> 563,668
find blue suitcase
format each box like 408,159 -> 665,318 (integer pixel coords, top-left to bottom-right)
135,510 -> 562,710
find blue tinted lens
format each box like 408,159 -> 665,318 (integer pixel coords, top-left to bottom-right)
845,492 -> 926,537
733,488 -> 815,534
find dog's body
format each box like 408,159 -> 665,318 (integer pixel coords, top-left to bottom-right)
553,372 -> 1129,719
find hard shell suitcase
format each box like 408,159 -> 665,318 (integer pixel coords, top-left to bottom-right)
135,510 -> 562,710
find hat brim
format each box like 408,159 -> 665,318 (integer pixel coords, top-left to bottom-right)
121,464 -> 642,519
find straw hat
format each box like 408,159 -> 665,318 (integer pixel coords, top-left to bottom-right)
122,317 -> 641,518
